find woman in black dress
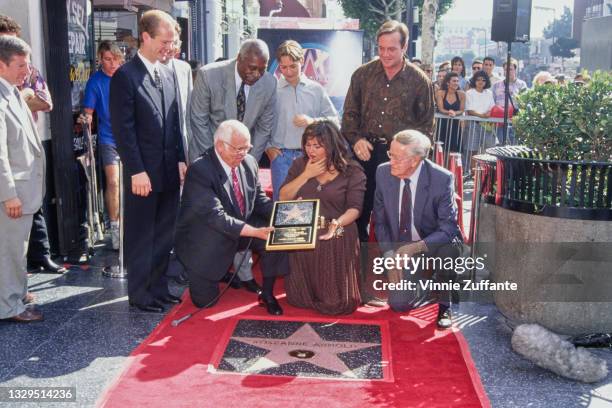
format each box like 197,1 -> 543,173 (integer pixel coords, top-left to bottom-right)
435,71 -> 465,153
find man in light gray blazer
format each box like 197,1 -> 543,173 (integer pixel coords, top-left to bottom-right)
373,130 -> 462,329
189,39 -> 277,163
165,22 -> 193,163
0,36 -> 45,322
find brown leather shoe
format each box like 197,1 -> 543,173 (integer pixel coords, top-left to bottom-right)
0,309 -> 44,323
23,292 -> 36,305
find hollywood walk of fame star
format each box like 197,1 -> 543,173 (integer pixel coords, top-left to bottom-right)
279,203 -> 309,224
227,323 -> 380,378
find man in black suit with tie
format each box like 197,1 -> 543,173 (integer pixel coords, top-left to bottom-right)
110,10 -> 186,312
175,120 -> 288,315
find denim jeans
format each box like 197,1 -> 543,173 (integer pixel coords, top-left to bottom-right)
270,149 -> 303,201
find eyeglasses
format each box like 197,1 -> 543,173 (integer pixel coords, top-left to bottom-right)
223,141 -> 252,155
386,151 -> 412,162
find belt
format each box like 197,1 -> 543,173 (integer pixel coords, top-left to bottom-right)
366,136 -> 389,144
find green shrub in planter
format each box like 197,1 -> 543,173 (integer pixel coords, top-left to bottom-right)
513,71 -> 612,162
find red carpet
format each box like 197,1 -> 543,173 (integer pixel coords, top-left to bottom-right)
98,277 -> 490,408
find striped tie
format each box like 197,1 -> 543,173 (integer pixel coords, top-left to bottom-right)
232,168 -> 245,215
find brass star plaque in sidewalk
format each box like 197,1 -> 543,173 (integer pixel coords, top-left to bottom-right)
209,316 -> 393,381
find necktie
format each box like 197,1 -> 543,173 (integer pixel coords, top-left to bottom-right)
231,168 -> 245,215
153,67 -> 162,91
236,82 -> 246,122
399,179 -> 413,242
13,88 -> 24,107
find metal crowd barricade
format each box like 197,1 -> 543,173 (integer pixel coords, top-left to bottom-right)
432,112 -> 510,175
103,160 -> 127,279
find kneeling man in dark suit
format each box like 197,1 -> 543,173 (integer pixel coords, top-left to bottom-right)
175,120 -> 287,315
374,129 -> 462,329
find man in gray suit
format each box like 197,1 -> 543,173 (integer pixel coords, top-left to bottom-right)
373,130 -> 462,329
189,39 -> 277,293
0,36 -> 45,322
163,21 -> 193,163
189,39 -> 276,163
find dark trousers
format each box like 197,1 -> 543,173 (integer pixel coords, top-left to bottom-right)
388,240 -> 463,312
26,209 -> 51,264
187,237 -> 288,309
356,141 -> 390,243
27,140 -> 54,264
124,187 -> 179,304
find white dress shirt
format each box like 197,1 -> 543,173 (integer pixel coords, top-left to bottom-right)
215,147 -> 244,203
137,51 -> 160,79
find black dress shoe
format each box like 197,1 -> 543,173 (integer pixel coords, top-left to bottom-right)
258,295 -> 283,316
129,301 -> 164,313
0,308 -> 44,323
30,257 -> 67,274
437,306 -> 452,329
221,272 -> 242,289
157,294 -> 182,304
242,279 -> 262,294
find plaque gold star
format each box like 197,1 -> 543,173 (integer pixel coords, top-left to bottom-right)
280,204 -> 308,223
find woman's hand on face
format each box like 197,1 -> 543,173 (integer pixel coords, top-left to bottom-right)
302,158 -> 327,179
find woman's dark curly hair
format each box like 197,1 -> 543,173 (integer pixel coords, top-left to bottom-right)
301,120 -> 349,173
469,70 -> 491,89
450,56 -> 466,78
441,71 -> 460,91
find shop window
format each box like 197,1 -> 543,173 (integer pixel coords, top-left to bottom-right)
93,10 -> 138,63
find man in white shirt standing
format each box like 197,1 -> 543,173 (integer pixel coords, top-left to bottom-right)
267,40 -> 338,201
482,56 -> 501,86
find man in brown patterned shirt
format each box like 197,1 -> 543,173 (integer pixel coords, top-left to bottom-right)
342,20 -> 435,244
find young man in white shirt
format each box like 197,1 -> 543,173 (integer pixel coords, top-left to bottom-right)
267,40 -> 338,201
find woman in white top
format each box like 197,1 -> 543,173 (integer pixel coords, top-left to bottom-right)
464,70 -> 497,158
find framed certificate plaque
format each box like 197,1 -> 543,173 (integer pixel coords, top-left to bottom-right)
266,199 -> 320,251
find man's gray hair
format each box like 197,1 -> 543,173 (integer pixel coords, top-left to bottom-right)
238,39 -> 269,62
393,129 -> 431,158
0,35 -> 30,65
214,120 -> 251,143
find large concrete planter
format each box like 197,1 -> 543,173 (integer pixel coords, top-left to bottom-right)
473,148 -> 612,335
